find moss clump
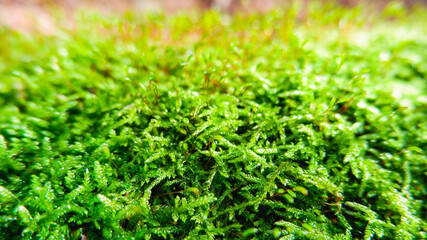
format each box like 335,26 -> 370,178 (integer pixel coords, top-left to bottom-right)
0,2 -> 426,239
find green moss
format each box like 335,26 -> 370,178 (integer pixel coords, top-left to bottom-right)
0,2 -> 426,239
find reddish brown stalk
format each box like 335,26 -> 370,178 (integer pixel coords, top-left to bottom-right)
178,124 -> 183,136
108,156 -> 119,176
13,148 -> 24,160
208,204 -> 218,212
380,147 -> 411,165
238,85 -> 251,96
204,73 -> 210,97
136,90 -> 156,115
267,193 -> 284,199
290,217 -> 304,225
212,79 -> 219,93
336,89 -> 349,103
193,104 -> 203,118
205,129 -> 220,150
143,95 -> 164,115
205,145 -> 213,169
184,150 -> 188,163
153,87 -> 160,106
184,122 -> 190,134
189,105 -> 195,118
372,107 -> 407,133
245,109 -> 255,128
338,96 -> 356,114
151,190 -> 184,199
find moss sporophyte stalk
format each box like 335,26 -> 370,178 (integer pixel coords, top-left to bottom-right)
0,2 -> 426,239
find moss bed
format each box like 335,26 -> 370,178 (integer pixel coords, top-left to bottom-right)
0,2 -> 426,239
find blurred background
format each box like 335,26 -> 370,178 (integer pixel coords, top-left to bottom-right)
1,0 -> 427,33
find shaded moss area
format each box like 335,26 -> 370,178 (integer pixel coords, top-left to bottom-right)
0,2 -> 426,239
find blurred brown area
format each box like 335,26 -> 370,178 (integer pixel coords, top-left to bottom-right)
0,0 -> 426,33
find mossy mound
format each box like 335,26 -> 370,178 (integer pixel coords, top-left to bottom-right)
0,2 -> 426,239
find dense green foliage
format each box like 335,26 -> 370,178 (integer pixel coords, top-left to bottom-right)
0,2 -> 426,239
